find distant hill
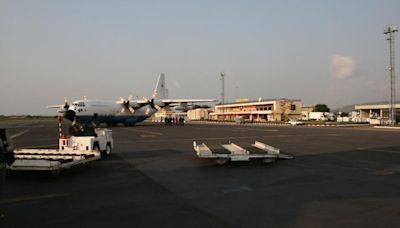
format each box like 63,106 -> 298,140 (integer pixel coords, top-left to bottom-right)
332,104 -> 355,113
332,100 -> 398,113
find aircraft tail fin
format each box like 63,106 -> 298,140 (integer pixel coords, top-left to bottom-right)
152,73 -> 168,99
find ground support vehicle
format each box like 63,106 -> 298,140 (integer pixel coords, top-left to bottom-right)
193,141 -> 293,165
288,120 -> 305,126
8,128 -> 113,175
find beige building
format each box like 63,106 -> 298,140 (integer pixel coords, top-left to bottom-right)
187,108 -> 211,120
301,106 -> 314,120
355,103 -> 400,122
211,98 -> 303,122
151,108 -> 186,121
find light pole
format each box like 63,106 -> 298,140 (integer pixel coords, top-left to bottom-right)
384,25 -> 398,125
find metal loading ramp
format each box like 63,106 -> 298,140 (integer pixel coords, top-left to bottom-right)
193,141 -> 293,165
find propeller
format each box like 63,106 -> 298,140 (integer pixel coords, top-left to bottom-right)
63,97 -> 70,110
56,97 -> 70,113
119,96 -> 135,113
143,96 -> 162,116
46,97 -> 74,120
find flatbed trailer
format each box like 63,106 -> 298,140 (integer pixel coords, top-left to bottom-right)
10,149 -> 100,175
8,128 -> 113,175
193,141 -> 293,165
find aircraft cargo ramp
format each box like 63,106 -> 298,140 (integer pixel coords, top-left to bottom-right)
193,141 -> 293,165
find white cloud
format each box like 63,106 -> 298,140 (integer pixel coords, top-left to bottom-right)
330,55 -> 356,79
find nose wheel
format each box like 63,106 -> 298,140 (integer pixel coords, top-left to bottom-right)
65,110 -> 76,121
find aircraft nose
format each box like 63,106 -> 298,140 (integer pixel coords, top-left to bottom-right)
64,110 -> 76,121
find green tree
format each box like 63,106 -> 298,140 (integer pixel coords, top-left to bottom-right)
191,105 -> 201,109
314,104 -> 330,112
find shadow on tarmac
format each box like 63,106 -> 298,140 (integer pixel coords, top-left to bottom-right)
115,146 -> 400,228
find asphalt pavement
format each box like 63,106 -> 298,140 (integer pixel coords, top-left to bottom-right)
1,120 -> 400,228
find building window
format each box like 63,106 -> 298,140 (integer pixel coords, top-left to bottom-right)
291,104 -> 296,111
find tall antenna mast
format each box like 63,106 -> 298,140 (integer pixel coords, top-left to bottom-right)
384,25 -> 398,125
220,72 -> 225,121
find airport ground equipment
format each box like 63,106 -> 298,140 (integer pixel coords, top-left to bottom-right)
193,141 -> 293,165
8,128 -> 113,175
1,128 -> 15,219
288,120 -> 304,126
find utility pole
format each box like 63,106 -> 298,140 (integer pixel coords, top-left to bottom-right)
220,72 -> 225,121
384,25 -> 398,125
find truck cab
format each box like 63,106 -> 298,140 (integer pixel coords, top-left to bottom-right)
60,128 -> 113,157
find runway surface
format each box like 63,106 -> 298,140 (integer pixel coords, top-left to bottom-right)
1,120 -> 400,227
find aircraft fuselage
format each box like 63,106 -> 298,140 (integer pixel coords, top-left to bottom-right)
65,100 -> 156,126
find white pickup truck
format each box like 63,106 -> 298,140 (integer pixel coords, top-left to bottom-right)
9,128 -> 113,175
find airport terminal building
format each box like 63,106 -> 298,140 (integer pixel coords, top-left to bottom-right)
354,102 -> 400,123
211,98 -> 303,122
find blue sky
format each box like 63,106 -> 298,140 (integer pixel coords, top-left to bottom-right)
1,0 -> 399,115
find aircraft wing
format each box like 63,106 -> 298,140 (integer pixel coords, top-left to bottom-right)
135,100 -> 149,104
160,99 -> 217,105
47,105 -> 64,109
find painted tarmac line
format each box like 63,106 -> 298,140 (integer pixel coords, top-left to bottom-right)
357,148 -> 400,154
129,129 -> 163,136
0,124 -> 45,129
120,133 -> 342,144
373,149 -> 400,154
0,193 -> 68,205
118,135 -> 263,144
140,134 -> 156,138
234,128 -> 279,132
10,130 -> 30,139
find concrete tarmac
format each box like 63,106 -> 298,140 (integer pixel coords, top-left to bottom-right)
1,120 -> 400,227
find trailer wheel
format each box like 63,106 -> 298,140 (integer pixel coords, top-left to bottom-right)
52,170 -> 61,176
215,158 -> 228,165
262,158 -> 275,164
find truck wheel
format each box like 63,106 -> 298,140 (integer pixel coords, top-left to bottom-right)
104,144 -> 112,157
93,142 -> 100,152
